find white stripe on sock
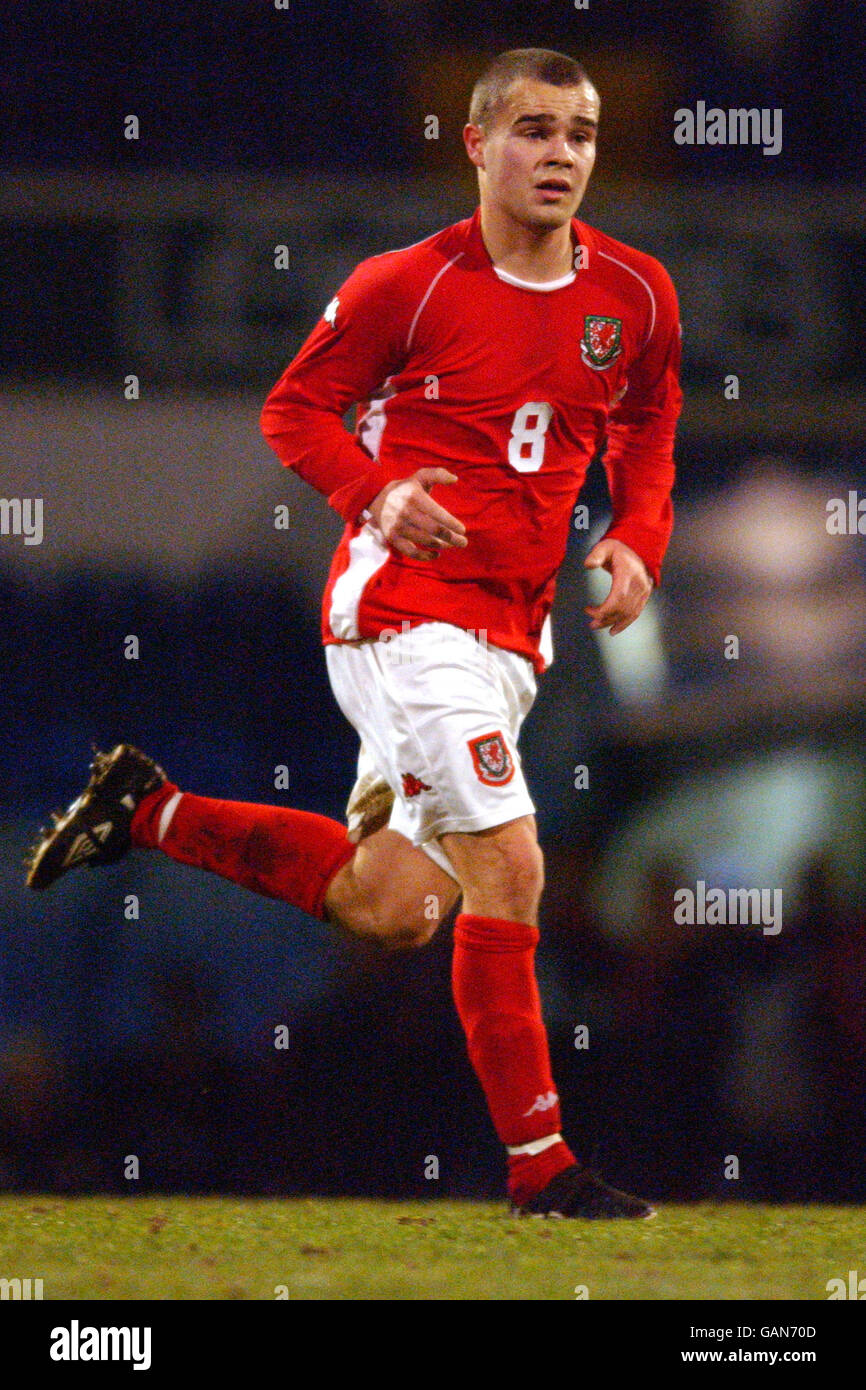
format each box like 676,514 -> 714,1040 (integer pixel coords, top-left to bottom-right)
156,791 -> 182,845
506,1132 -> 563,1158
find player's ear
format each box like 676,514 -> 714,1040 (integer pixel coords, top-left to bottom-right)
463,123 -> 485,170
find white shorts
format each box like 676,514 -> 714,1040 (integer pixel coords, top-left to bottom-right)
325,622 -> 537,881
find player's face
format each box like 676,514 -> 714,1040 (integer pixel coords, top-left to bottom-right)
467,78 -> 599,230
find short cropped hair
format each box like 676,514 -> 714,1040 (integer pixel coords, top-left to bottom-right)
468,48 -> 592,131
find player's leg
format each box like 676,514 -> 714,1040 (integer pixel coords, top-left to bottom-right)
25,744 -> 459,946
329,622 -> 576,1204
324,825 -> 460,947
354,622 -> 652,1219
440,814 -> 576,1206
440,814 -> 544,925
328,624 -> 582,1207
442,813 -> 654,1218
133,777 -> 459,945
325,740 -> 461,944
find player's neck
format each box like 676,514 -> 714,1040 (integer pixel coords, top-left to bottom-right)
479,206 -> 575,284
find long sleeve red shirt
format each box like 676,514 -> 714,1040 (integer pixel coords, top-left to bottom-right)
261,207 -> 682,673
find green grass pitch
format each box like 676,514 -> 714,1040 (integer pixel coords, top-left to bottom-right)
1,1197 -> 863,1300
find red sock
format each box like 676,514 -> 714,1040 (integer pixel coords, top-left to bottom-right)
131,782 -> 356,920
452,912 -> 576,1205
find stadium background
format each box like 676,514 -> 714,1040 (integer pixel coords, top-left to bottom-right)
2,0 -> 865,1205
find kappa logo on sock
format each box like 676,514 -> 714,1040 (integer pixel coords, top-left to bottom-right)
523,1090 -> 559,1117
468,731 -> 515,786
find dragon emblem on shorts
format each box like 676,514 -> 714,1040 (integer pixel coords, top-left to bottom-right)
401,772 -> 432,798
468,731 -> 515,787
581,314 -> 623,369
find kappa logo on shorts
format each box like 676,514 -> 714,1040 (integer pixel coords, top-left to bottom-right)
401,772 -> 432,798
468,731 -> 515,787
581,314 -> 623,369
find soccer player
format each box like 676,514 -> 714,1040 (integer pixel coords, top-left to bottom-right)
27,49 -> 681,1218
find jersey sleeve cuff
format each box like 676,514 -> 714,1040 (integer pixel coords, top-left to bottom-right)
601,521 -> 666,587
328,470 -> 392,525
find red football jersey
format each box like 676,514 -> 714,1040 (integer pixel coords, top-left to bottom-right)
261,208 -> 682,673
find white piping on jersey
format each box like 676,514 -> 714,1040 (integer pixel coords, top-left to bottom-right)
368,228 -> 447,262
493,265 -> 576,292
328,523 -> 391,640
406,252 -> 465,351
330,248 -> 464,639
539,613 -> 554,668
358,377 -> 396,460
597,250 -> 656,350
330,376 -> 396,640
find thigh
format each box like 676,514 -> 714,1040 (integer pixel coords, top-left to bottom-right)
327,624 -> 537,848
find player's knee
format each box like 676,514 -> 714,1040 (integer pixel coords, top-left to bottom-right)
373,864 -> 463,946
381,884 -> 451,947
446,821 -> 544,921
520,838 -> 545,898
329,854 -> 451,947
379,916 -> 438,950
467,839 -> 542,928
490,838 -> 545,917
346,887 -> 436,948
355,892 -> 436,948
327,897 -> 435,948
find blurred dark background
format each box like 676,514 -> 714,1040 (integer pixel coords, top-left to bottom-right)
2,0 -> 865,1205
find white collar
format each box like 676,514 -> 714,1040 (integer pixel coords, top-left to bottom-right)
492,265 -> 576,292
